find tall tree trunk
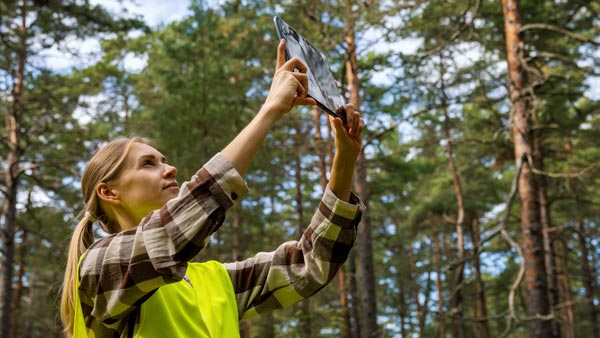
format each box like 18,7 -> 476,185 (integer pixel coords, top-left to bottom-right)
348,252 -> 361,338
344,3 -> 377,337
432,231 -> 446,338
534,136 -> 560,338
312,107 -> 354,338
1,6 -> 26,338
565,137 -> 597,337
294,151 -> 313,338
10,230 -> 27,338
470,216 -> 490,338
231,212 -> 251,338
500,0 -> 551,336
409,244 -> 430,338
553,229 -> 575,338
573,192 -> 599,338
441,74 -> 467,338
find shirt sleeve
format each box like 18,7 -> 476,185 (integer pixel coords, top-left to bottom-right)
78,153 -> 248,324
223,186 -> 365,321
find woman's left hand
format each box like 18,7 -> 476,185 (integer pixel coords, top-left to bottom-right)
330,104 -> 364,162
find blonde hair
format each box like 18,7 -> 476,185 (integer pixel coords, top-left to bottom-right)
60,136 -> 155,336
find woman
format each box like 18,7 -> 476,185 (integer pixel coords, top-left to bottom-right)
61,39 -> 365,337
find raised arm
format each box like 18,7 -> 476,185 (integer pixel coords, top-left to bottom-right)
225,104 -> 366,320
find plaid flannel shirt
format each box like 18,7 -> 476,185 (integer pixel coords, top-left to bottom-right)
77,153 -> 365,337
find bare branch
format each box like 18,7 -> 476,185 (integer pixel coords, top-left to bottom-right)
363,104 -> 444,149
497,153 -> 527,338
520,23 -> 600,45
525,153 -> 599,178
17,160 -> 80,177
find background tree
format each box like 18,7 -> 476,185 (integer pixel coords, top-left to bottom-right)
0,1 -> 144,337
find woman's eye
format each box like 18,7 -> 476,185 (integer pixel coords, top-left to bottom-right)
143,160 -> 154,167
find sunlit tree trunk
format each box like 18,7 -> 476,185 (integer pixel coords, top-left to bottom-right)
343,2 -> 377,337
312,107 -> 354,337
500,0 -> 552,336
231,211 -> 251,338
440,68 -> 467,338
1,5 -> 26,338
294,148 -> 313,338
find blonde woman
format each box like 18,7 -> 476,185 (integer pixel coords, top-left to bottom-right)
60,40 -> 365,337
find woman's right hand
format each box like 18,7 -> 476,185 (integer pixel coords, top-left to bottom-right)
261,39 -> 316,119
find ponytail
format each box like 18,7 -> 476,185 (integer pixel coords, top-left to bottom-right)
60,213 -> 95,337
59,136 -> 156,335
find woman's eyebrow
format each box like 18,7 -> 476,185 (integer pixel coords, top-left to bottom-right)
139,154 -> 168,163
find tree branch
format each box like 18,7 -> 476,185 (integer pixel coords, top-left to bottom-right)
417,0 -> 482,57
520,23 -> 600,45
363,104 -> 445,149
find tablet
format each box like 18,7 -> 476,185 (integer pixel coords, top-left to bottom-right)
273,16 -> 347,123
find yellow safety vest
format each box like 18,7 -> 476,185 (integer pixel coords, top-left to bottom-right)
74,261 -> 240,337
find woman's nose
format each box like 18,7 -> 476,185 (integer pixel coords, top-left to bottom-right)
164,164 -> 177,178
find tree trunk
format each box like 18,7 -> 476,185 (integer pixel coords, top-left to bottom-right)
470,217 -> 490,338
441,91 -> 467,338
500,0 -> 551,336
348,252 -> 361,338
10,230 -> 27,338
312,107 -> 354,338
344,3 -> 377,337
432,232 -> 446,338
294,151 -> 313,338
231,212 -> 251,338
553,229 -> 575,338
573,193 -> 599,338
1,6 -> 26,338
409,244 -> 425,338
534,136 -> 560,338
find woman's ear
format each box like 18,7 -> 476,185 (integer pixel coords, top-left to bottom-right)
96,182 -> 120,205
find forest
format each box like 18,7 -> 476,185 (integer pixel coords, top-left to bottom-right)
1,0 -> 599,337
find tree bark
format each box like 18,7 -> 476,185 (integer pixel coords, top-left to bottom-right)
10,230 -> 26,338
553,229 -> 575,338
231,212 -> 251,338
500,0 -> 552,336
294,150 -> 313,338
1,6 -> 26,338
344,3 -> 377,337
573,191 -> 599,338
441,88 -> 467,338
432,232 -> 446,338
534,136 -> 560,338
470,217 -> 490,338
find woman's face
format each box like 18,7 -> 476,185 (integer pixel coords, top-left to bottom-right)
110,142 -> 179,223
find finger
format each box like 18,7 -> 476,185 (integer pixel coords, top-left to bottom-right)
282,57 -> 308,73
343,103 -> 354,130
329,114 -> 344,131
352,110 -> 361,136
294,96 -> 317,107
295,72 -> 309,97
355,118 -> 365,142
276,39 -> 287,70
